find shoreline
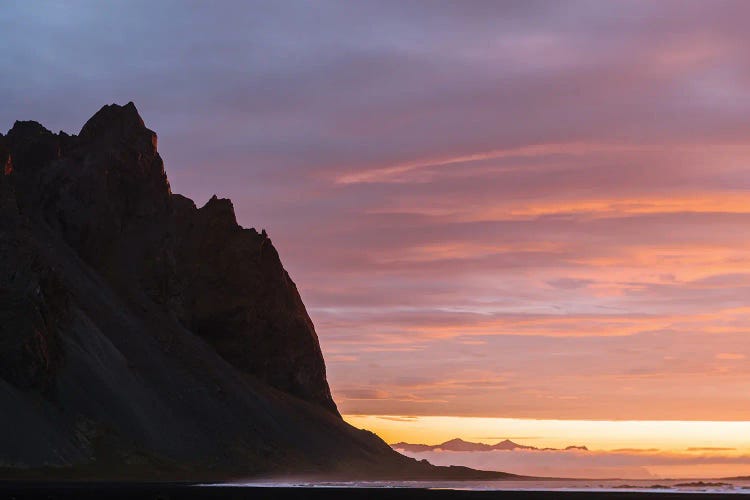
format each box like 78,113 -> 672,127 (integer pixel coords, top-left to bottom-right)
0,482 -> 745,499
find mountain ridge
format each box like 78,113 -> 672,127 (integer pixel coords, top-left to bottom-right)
0,102 -> 517,480
392,438 -> 588,453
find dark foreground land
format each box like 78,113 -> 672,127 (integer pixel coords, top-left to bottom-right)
0,483 -> 741,500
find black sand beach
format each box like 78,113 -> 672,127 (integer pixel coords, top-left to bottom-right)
0,483 -> 742,500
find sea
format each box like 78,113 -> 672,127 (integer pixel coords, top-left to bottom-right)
203,478 -> 750,494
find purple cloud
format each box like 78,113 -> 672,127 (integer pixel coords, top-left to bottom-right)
4,1 -> 750,420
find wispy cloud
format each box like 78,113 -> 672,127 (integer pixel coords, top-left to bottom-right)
5,1 -> 750,424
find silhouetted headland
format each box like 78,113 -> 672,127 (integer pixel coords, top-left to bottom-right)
0,102 -> 519,481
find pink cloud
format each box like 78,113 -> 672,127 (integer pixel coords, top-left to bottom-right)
7,1 -> 750,423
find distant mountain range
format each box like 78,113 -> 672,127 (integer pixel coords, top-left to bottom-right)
392,438 -> 588,453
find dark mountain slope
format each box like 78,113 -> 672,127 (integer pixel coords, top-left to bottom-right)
0,103 -> 510,480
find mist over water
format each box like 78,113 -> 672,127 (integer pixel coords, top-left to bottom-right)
396,448 -> 750,480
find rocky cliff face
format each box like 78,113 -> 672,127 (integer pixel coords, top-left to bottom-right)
171,193 -> 336,410
1,103 -> 335,415
0,103 -> 420,478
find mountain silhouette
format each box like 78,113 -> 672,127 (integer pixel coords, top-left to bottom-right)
0,102 -> 520,481
392,438 -> 587,453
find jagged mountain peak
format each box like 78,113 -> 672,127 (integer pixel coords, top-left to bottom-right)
200,194 -> 239,227
79,101 -> 157,151
0,103 -> 346,474
7,119 -> 53,139
0,103 -> 518,481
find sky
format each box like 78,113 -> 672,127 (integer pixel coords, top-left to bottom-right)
3,0 -> 750,477
352,415 -> 750,478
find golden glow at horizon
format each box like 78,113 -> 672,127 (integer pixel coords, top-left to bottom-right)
344,415 -> 750,454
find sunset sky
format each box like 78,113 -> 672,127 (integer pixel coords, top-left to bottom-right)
4,0 -> 750,476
